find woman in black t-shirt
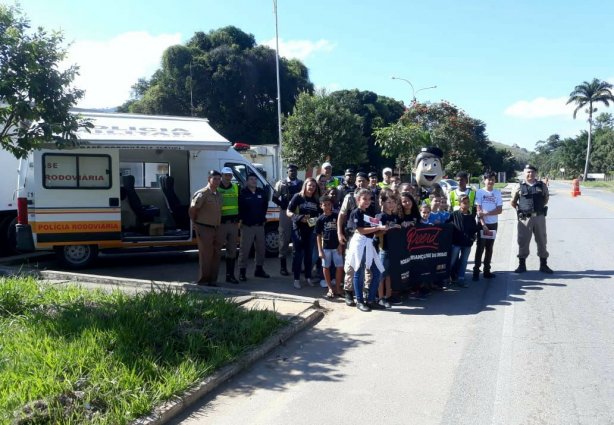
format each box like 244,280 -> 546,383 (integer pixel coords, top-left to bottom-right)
287,178 -> 321,289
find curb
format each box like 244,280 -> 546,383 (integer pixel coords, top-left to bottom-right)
131,305 -> 324,425
2,267 -> 320,306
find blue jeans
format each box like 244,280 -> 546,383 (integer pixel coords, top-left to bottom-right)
353,251 -> 381,303
450,245 -> 472,281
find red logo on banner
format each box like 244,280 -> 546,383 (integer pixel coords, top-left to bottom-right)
407,226 -> 442,251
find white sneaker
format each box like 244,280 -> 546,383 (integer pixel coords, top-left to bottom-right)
293,280 -> 302,289
319,279 -> 328,288
307,278 -> 316,287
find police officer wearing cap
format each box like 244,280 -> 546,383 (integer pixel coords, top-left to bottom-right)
218,167 -> 240,283
272,164 -> 304,276
511,164 -> 554,274
337,169 -> 356,203
189,170 -> 223,285
320,162 -> 340,189
368,171 -> 381,200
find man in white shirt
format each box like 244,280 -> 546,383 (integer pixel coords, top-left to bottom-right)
472,172 -> 503,281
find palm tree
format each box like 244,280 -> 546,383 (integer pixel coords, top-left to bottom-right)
566,78 -> 614,180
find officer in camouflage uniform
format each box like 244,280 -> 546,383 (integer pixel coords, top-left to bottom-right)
510,164 -> 554,274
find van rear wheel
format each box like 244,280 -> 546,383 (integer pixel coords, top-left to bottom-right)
55,245 -> 98,269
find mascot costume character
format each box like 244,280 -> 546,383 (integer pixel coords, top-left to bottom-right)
414,146 -> 444,202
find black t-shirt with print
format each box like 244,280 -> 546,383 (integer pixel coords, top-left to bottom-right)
349,208 -> 377,239
376,212 -> 400,251
315,212 -> 339,249
287,194 -> 320,233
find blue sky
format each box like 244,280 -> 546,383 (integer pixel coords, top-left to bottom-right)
16,0 -> 614,150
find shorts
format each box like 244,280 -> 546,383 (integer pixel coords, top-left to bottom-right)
380,250 -> 390,278
322,248 -> 343,268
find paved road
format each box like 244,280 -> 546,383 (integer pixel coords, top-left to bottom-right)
167,181 -> 613,425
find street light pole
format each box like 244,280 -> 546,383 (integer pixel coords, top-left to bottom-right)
273,0 -> 283,182
391,76 -> 437,104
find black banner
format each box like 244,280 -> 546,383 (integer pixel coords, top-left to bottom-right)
387,223 -> 453,290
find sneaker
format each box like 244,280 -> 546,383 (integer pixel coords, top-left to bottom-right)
378,298 -> 391,309
293,280 -> 302,289
483,271 -> 496,279
319,279 -> 328,288
369,301 -> 385,310
458,280 -> 469,288
356,302 -> 371,312
306,278 -> 316,287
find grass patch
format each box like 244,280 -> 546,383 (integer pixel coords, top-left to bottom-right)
0,276 -> 285,424
581,181 -> 614,192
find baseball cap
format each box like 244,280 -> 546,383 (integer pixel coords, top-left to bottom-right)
322,162 -> 332,169
221,167 -> 233,174
383,167 -> 393,175
524,164 -> 537,171
287,164 -> 298,170
368,171 -> 378,178
345,168 -> 355,175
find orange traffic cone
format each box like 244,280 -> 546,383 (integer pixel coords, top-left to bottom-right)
571,179 -> 581,197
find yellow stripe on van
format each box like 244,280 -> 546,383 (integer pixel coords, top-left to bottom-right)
32,221 -> 121,233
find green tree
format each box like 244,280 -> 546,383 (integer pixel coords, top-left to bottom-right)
122,26 -> 314,145
329,89 -> 405,171
567,78 -> 614,180
282,91 -> 367,170
0,5 -> 90,158
373,121 -> 430,173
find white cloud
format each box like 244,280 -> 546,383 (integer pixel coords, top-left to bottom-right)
504,96 -> 576,119
62,32 -> 182,108
261,38 -> 335,61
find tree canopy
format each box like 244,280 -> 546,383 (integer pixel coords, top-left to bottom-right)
120,26 -> 314,145
282,90 -> 367,171
375,101 -> 517,178
0,5 -> 90,159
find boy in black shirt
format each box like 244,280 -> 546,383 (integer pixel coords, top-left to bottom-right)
447,195 -> 479,287
316,196 -> 343,298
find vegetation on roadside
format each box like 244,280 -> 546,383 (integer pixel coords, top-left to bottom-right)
581,180 -> 614,192
0,276 -> 285,424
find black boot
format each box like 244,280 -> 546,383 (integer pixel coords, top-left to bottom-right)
472,269 -> 480,281
254,265 -> 270,278
225,259 -> 239,284
239,268 -> 247,282
280,257 -> 289,276
483,266 -> 496,279
514,258 -> 526,273
344,290 -> 356,307
539,258 -> 553,274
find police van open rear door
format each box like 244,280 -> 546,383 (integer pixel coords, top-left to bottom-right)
32,148 -> 121,267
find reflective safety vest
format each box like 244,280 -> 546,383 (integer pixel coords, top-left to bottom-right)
378,181 -> 390,189
218,182 -> 239,216
449,188 -> 476,212
325,176 -> 340,189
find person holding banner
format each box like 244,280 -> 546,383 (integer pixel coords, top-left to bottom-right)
447,195 -> 479,287
347,189 -> 387,312
376,192 -> 402,308
473,172 -> 503,281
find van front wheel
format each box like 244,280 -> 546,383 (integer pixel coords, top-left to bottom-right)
264,223 -> 279,258
55,245 -> 98,269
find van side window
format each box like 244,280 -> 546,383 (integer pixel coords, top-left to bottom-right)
43,153 -> 111,189
120,162 -> 170,188
224,163 -> 264,189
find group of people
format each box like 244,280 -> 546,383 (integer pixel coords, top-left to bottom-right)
189,167 -> 271,286
189,157 -> 554,312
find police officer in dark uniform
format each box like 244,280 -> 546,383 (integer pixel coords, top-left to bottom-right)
337,168 -> 356,203
511,164 -> 554,274
272,164 -> 303,275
